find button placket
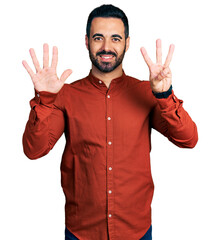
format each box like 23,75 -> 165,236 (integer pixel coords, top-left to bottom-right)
106,92 -> 115,238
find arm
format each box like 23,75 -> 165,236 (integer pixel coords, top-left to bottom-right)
150,88 -> 198,148
23,90 -> 65,159
22,44 -> 72,159
141,39 -> 198,148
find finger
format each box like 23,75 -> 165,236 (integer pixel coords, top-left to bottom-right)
157,73 -> 164,81
140,47 -> 153,68
22,60 -> 35,79
43,43 -> 49,68
156,39 -> 162,64
164,44 -> 175,68
29,48 -> 41,72
60,69 -> 72,83
162,67 -> 170,76
158,67 -> 170,80
51,46 -> 58,69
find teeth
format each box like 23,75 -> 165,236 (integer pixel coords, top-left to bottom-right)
101,55 -> 113,59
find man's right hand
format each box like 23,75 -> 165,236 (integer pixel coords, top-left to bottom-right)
22,43 -> 72,93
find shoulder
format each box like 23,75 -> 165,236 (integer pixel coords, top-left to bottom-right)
125,74 -> 157,105
67,77 -> 87,88
60,76 -> 88,93
54,77 -> 87,107
125,74 -> 152,91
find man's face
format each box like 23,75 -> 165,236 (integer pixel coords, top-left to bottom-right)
86,17 -> 130,73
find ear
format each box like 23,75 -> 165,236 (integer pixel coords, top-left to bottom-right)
85,35 -> 89,50
125,36 -> 130,52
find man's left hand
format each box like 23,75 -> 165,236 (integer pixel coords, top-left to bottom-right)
141,39 -> 175,93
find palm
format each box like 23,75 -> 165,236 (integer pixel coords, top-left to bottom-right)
32,68 -> 60,93
22,44 -> 72,94
141,39 -> 174,93
149,63 -> 172,93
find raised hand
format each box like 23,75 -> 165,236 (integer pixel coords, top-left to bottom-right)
140,39 -> 175,93
22,43 -> 72,93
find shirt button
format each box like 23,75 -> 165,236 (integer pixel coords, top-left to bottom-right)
109,167 -> 112,171
99,80 -> 102,84
37,93 -> 40,97
107,95 -> 110,98
107,117 -> 111,120
108,141 -> 112,145
109,190 -> 112,194
109,214 -> 112,218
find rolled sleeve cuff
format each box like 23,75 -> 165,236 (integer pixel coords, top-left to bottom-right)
34,89 -> 58,105
153,85 -> 173,99
155,90 -> 181,110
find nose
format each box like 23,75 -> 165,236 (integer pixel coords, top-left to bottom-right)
101,38 -> 113,52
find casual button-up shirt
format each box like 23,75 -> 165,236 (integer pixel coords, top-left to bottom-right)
23,70 -> 198,240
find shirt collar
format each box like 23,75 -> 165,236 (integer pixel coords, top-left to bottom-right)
87,69 -> 126,93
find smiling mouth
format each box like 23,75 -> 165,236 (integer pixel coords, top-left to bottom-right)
99,55 -> 115,62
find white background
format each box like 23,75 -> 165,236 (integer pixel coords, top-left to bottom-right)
0,0 -> 219,239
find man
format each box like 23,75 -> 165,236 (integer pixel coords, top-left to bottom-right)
22,4 -> 198,240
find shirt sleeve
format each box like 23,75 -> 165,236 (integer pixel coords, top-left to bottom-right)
150,89 -> 198,148
22,89 -> 65,159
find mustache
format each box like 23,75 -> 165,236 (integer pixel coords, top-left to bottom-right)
96,50 -> 117,57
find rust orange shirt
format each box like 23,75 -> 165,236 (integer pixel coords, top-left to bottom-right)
23,70 -> 198,240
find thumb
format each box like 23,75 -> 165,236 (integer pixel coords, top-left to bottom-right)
60,69 -> 72,83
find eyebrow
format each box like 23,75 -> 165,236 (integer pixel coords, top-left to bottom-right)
112,34 -> 123,39
92,33 -> 104,38
92,33 -> 123,39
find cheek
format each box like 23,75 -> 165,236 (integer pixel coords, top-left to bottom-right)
89,42 -> 102,49
116,44 -> 126,54
90,44 -> 101,55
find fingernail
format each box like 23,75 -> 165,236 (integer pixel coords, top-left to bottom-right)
160,71 -> 165,77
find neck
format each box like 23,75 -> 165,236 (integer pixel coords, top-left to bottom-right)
91,65 -> 123,88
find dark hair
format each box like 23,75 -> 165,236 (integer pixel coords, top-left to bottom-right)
86,4 -> 129,39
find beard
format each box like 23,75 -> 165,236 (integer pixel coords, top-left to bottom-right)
88,44 -> 126,73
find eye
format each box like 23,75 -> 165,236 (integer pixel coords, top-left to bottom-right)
94,37 -> 103,41
112,38 -> 120,42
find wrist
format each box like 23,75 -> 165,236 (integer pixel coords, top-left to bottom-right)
34,89 -> 58,105
152,85 -> 173,99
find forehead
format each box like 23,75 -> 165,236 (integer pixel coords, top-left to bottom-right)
90,17 -> 125,37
